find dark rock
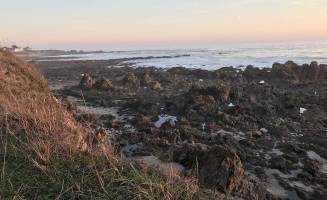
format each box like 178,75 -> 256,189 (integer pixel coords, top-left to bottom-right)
93,78 -> 114,91
141,72 -> 152,86
304,159 -> 321,176
169,144 -> 245,193
268,126 -> 289,138
79,73 -> 94,89
194,95 -> 216,105
270,156 -> 289,171
123,72 -> 140,87
187,84 -> 230,102
271,61 -> 300,83
150,81 -> 162,91
301,61 -> 320,81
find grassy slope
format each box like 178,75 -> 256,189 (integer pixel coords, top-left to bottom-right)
0,50 -> 203,200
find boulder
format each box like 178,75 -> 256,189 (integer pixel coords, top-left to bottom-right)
141,72 -> 152,86
187,84 -> 230,102
150,81 -> 162,91
93,78 -> 114,91
79,73 -> 94,89
194,95 -> 216,105
301,61 -> 320,81
304,159 -> 321,176
252,130 -> 263,138
169,144 -> 245,193
271,61 -> 300,83
123,72 -> 140,87
270,156 -> 288,171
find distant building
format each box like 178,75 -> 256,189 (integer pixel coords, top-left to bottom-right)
4,45 -> 24,52
23,47 -> 32,51
12,46 -> 23,52
1,45 -> 31,52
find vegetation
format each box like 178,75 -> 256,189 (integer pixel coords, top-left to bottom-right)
0,50 -> 202,200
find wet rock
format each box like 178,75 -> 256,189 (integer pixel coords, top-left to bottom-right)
270,61 -> 327,83
169,144 -> 245,193
236,175 -> 271,200
269,126 -> 289,138
123,72 -> 140,87
187,84 -> 230,102
282,154 -> 299,164
141,72 -> 152,86
252,130 -> 263,138
194,95 -> 216,106
150,81 -> 162,91
229,86 -> 243,101
200,147 -> 244,193
244,65 -> 267,81
298,171 -> 314,182
304,159 -> 321,176
271,61 -> 300,83
133,114 -> 152,130
301,61 -> 320,81
93,78 -> 114,91
270,156 -> 288,171
79,73 -> 94,89
283,144 -> 306,156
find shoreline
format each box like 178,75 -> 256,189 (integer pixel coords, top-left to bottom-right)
32,58 -> 327,199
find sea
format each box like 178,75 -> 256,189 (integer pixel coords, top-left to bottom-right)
52,40 -> 327,70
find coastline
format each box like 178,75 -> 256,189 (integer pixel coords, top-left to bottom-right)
32,57 -> 327,199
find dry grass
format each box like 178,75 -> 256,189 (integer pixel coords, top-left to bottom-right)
0,49 -> 89,160
0,50 -> 204,200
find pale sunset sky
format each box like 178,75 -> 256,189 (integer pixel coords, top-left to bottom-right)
1,0 -> 327,50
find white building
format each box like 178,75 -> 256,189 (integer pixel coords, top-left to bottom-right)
13,47 -> 23,52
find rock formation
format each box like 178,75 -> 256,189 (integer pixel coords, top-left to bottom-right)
79,73 -> 94,89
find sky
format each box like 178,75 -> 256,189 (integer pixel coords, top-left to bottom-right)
0,0 -> 327,50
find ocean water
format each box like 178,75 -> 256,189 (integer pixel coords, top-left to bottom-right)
54,41 -> 327,70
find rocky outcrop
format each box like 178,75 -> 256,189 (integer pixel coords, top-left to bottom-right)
271,61 -> 327,83
301,62 -> 320,81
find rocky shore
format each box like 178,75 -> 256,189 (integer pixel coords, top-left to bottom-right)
35,59 -> 327,199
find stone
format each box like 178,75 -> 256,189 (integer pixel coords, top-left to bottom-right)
150,81 -> 162,91
304,159 -> 321,176
270,156 -> 287,171
79,73 -> 94,89
93,78 -> 114,91
169,144 -> 245,193
141,72 -> 152,85
122,72 -> 140,89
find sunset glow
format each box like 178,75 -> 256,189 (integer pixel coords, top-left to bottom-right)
1,0 -> 327,49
